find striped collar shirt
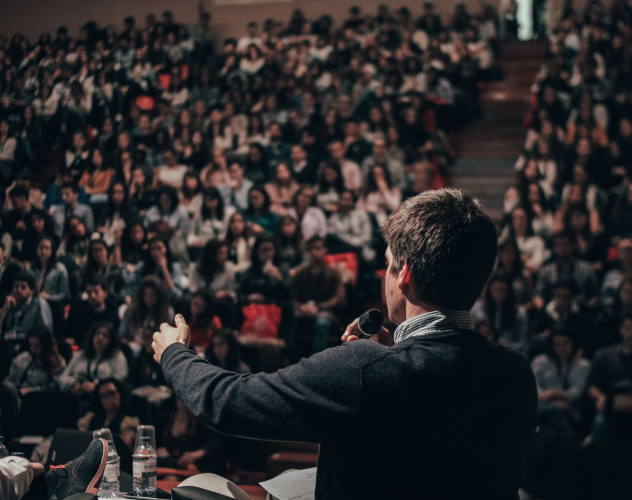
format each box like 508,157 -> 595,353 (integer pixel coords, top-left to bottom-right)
393,310 -> 475,344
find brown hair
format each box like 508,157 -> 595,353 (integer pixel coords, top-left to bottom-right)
382,189 -> 497,310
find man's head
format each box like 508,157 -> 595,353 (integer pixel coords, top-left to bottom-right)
9,184 -> 29,211
552,282 -> 575,313
12,272 -> 35,305
291,144 -> 307,164
618,238 -> 632,269
86,278 -> 108,309
552,231 -> 573,261
61,183 -> 79,207
373,138 -> 387,159
328,140 -> 345,161
382,189 -> 497,323
306,236 -> 327,265
338,190 -> 357,213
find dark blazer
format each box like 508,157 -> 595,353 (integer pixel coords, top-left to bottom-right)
161,329 -> 537,500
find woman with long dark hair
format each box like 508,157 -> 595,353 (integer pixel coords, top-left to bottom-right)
6,326 -> 65,395
98,180 -> 137,247
28,236 -> 70,303
78,148 -> 115,204
128,166 -> 157,215
238,235 -> 289,305
244,143 -> 270,185
531,329 -> 591,438
187,187 -> 235,248
122,237 -> 183,301
182,290 -> 223,352
244,185 -> 280,236
118,220 -> 148,267
188,239 -> 237,298
57,216 -> 91,270
180,170 -> 204,220
144,185 -> 191,235
317,160 -> 345,215
471,271 -> 529,353
276,215 -> 304,269
59,322 -> 128,395
225,212 -> 252,274
77,378 -> 139,448
119,276 -> 173,343
20,208 -> 56,262
265,162 -> 299,215
205,329 -> 250,373
501,206 -> 547,273
496,239 -> 532,306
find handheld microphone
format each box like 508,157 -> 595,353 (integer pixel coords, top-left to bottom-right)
356,309 -> 384,339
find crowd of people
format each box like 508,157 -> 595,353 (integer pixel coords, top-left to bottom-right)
473,0 -> 632,463
0,2 -> 498,476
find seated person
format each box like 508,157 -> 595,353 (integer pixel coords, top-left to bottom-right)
531,329 -> 591,439
77,378 -> 139,449
82,239 -> 126,304
533,231 -> 599,309
122,237 -> 184,301
59,322 -> 128,396
530,281 -> 594,358
27,236 -> 71,304
49,183 -> 94,239
181,290 -> 223,353
587,314 -> 632,440
66,278 -> 120,347
243,186 -> 280,236
0,272 -> 53,352
5,326 -> 65,396
188,240 -> 237,299
471,271 -> 529,354
291,236 -> 346,357
205,329 -> 250,374
238,236 -> 290,305
119,276 -> 173,344
326,190 -> 375,262
156,396 -> 224,474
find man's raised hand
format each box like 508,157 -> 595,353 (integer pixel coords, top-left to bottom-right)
152,314 -> 191,365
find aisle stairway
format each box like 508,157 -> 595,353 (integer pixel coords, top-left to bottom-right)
450,41 -> 547,223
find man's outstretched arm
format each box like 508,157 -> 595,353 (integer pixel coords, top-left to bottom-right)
154,315 -> 366,443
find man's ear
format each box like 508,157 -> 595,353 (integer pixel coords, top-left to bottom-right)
397,260 -> 413,292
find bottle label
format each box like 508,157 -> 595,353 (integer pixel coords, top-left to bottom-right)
133,458 -> 157,478
103,462 -> 119,483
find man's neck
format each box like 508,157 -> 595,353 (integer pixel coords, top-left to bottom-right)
404,300 -> 439,322
66,201 -> 77,210
310,260 -> 326,272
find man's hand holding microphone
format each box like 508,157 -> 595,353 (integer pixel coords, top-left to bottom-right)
341,309 -> 394,347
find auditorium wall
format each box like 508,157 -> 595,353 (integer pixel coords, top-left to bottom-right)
0,0 -> 619,45
3,0 -> 493,41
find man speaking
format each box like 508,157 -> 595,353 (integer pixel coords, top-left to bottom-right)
153,189 -> 537,500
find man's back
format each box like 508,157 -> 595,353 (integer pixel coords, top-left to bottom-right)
314,331 -> 537,499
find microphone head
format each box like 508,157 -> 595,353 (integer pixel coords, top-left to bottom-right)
357,309 -> 384,338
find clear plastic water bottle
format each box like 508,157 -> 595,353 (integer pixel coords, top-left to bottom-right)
133,436 -> 157,497
98,440 -> 120,498
0,436 -> 9,457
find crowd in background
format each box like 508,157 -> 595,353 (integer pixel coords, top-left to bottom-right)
478,0 -> 632,459
1,0 -> 631,487
0,2 -> 499,476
